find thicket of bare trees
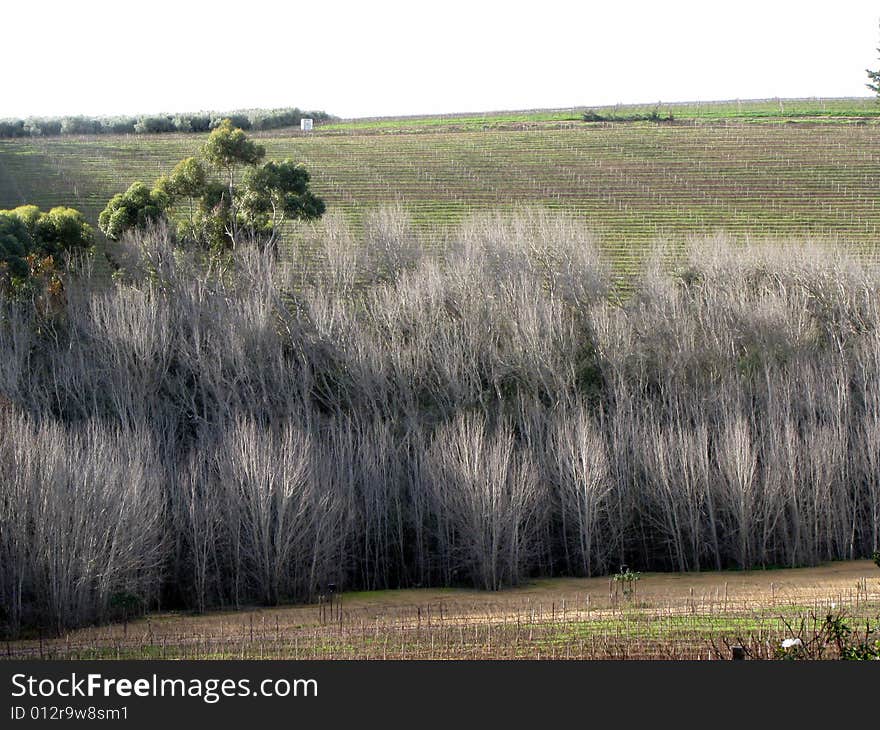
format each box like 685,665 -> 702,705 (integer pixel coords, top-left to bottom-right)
2,210 -> 879,636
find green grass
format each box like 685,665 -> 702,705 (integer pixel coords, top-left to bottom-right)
319,109 -> 585,132
320,97 -> 880,133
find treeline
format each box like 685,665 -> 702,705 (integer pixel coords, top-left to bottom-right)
1,210 -> 879,636
0,108 -> 335,139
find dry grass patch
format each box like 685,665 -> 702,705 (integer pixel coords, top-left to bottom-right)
6,561 -> 877,660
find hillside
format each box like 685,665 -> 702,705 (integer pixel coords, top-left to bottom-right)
1,98 -> 880,273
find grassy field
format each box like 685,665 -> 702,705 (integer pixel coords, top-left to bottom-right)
2,98 -> 880,275
6,562 -> 878,660
320,97 -> 880,132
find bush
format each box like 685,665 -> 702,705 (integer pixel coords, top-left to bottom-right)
1,204 -> 92,260
0,204 -> 91,301
98,182 -> 168,239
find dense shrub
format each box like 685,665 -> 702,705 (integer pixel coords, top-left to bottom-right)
97,182 -> 169,240
0,204 -> 93,292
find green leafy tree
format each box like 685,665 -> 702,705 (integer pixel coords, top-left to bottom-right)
98,181 -> 169,240
193,181 -> 233,253
202,119 -> 265,245
99,121 -> 324,253
167,157 -> 208,240
202,118 -> 265,191
238,159 -> 326,251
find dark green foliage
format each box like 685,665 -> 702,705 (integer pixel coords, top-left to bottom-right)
239,159 -> 326,234
248,107 -> 332,131
199,180 -> 229,211
98,121 -> 324,251
166,157 -> 208,241
873,550 -> 880,568
134,115 -> 176,134
192,181 -> 233,251
0,204 -> 92,258
23,118 -> 63,137
0,119 -> 26,137
0,211 -> 33,278
34,206 -> 94,255
198,120 -> 324,249
98,181 -> 169,240
0,204 -> 92,291
249,108 -> 303,130
173,114 -> 211,133
211,113 -> 251,131
583,108 -> 674,123
40,119 -> 63,136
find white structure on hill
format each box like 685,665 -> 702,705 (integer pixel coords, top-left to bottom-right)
301,118 -> 313,131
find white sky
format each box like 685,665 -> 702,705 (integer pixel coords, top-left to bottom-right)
2,1 -> 879,119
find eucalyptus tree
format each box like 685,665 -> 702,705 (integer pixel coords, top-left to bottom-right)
201,119 -> 265,245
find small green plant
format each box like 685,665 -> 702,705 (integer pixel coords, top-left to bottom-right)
612,566 -> 641,600
872,550 -> 880,569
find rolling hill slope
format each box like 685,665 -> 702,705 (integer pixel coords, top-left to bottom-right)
2,99 -> 880,273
